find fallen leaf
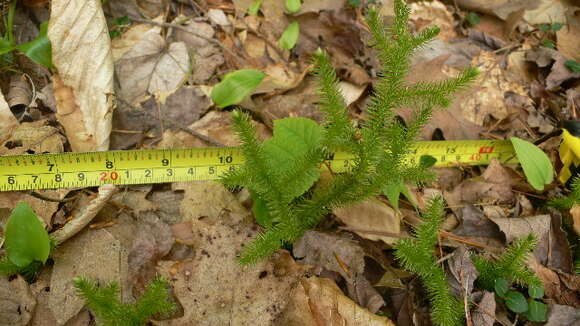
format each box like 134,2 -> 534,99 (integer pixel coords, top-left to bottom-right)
155,182 -> 309,326
526,47 -> 580,90
0,121 -> 65,156
171,19 -> 224,84
298,0 -> 346,13
294,231 -> 385,313
338,81 -> 366,106
556,7 -> 580,62
111,23 -> 160,61
489,214 -> 550,243
544,303 -> 580,326
49,228 -> 126,325
48,0 -> 114,152
0,89 -> 18,144
333,199 -> 401,245
528,258 -> 580,307
164,86 -> 212,125
470,291 -> 496,326
410,0 -> 457,40
277,276 -> 396,326
447,245 -> 479,297
0,275 -> 36,326
522,0 -> 570,25
208,8 -> 231,26
6,74 -> 32,110
116,29 -> 190,105
450,205 -> 504,245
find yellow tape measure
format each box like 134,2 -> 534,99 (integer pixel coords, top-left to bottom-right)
0,140 -> 517,191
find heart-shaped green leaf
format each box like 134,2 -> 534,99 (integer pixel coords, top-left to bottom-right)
528,284 -> 544,299
526,300 -> 547,322
494,278 -> 509,297
211,69 -> 265,108
4,201 -> 51,267
510,137 -> 553,190
505,291 -> 528,313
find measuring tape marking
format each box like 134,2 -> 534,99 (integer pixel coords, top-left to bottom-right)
0,140 -> 517,191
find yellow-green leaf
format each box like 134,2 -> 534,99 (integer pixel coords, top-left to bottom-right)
211,69 -> 265,108
510,137 -> 553,191
279,22 -> 300,50
285,0 -> 301,13
4,201 -> 50,267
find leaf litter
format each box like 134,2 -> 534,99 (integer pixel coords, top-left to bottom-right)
1,0 -> 580,325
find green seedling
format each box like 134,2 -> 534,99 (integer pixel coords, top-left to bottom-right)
109,16 -> 131,39
0,1 -> 52,69
211,69 -> 265,108
74,276 -> 176,326
566,60 -> 580,73
221,0 -> 479,264
0,201 -> 52,279
510,137 -> 554,191
248,0 -> 263,15
285,0 -> 301,13
539,22 -> 564,32
494,278 -> 547,322
465,12 -> 480,27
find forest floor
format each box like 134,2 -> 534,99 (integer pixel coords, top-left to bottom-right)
0,0 -> 579,325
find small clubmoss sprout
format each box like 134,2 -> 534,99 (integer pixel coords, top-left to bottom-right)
74,276 -> 176,326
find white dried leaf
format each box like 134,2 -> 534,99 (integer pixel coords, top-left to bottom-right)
0,90 -> 18,144
48,0 -> 114,152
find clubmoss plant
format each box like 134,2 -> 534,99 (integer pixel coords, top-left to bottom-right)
473,234 -> 543,290
394,197 -> 465,326
73,276 -> 176,326
221,0 -> 479,264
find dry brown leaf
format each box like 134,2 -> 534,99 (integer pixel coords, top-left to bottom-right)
450,205 -> 504,245
447,245 -> 479,297
471,291 -> 496,326
0,190 -> 68,229
294,231 -> 385,313
298,0 -> 346,13
528,258 -> 580,307
116,29 -> 190,105
545,304 -> 580,326
6,74 -> 32,109
410,0 -> 457,41
557,7 -> 580,62
253,64 -> 309,95
49,228 -> 127,326
454,0 -> 540,20
277,276 -> 396,326
522,0 -> 570,25
0,121 -> 65,156
48,0 -> 114,152
0,275 -> 36,326
154,183 -> 309,326
0,89 -> 18,144
172,19 -> 224,84
489,214 -> 550,243
333,199 -> 401,245
111,23 -> 160,61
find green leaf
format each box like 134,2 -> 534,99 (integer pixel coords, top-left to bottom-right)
248,0 -> 263,15
279,21 -> 300,50
382,181 -> 415,210
0,36 -> 15,56
494,278 -> 509,297
285,0 -> 301,13
211,69 -> 265,108
15,22 -> 53,69
509,137 -> 553,191
347,0 -> 361,7
528,284 -> 544,299
505,291 -> 528,313
526,300 -> 547,322
262,117 -> 323,200
465,12 -> 480,26
565,60 -> 580,73
541,40 -> 556,48
551,22 -> 564,31
252,191 -> 274,227
113,16 -> 131,26
539,24 -> 551,32
4,201 -> 51,267
419,155 -> 437,169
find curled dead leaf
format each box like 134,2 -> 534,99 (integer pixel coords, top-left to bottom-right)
0,90 -> 18,144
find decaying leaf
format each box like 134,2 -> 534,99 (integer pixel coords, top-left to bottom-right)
556,7 -> 580,62
48,0 -> 114,152
294,231 -> 385,313
0,121 -> 65,156
0,90 -> 18,144
6,75 -> 32,110
277,276 -> 395,326
116,28 -> 190,105
49,229 -> 127,326
544,303 -> 580,326
410,0 -> 457,40
489,214 -> 550,243
470,291 -> 496,326
0,275 -> 36,326
155,183 -> 308,326
333,199 -> 401,245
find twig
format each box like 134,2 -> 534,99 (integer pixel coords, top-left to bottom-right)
130,17 -> 241,63
50,184 -> 118,244
27,191 -> 77,203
